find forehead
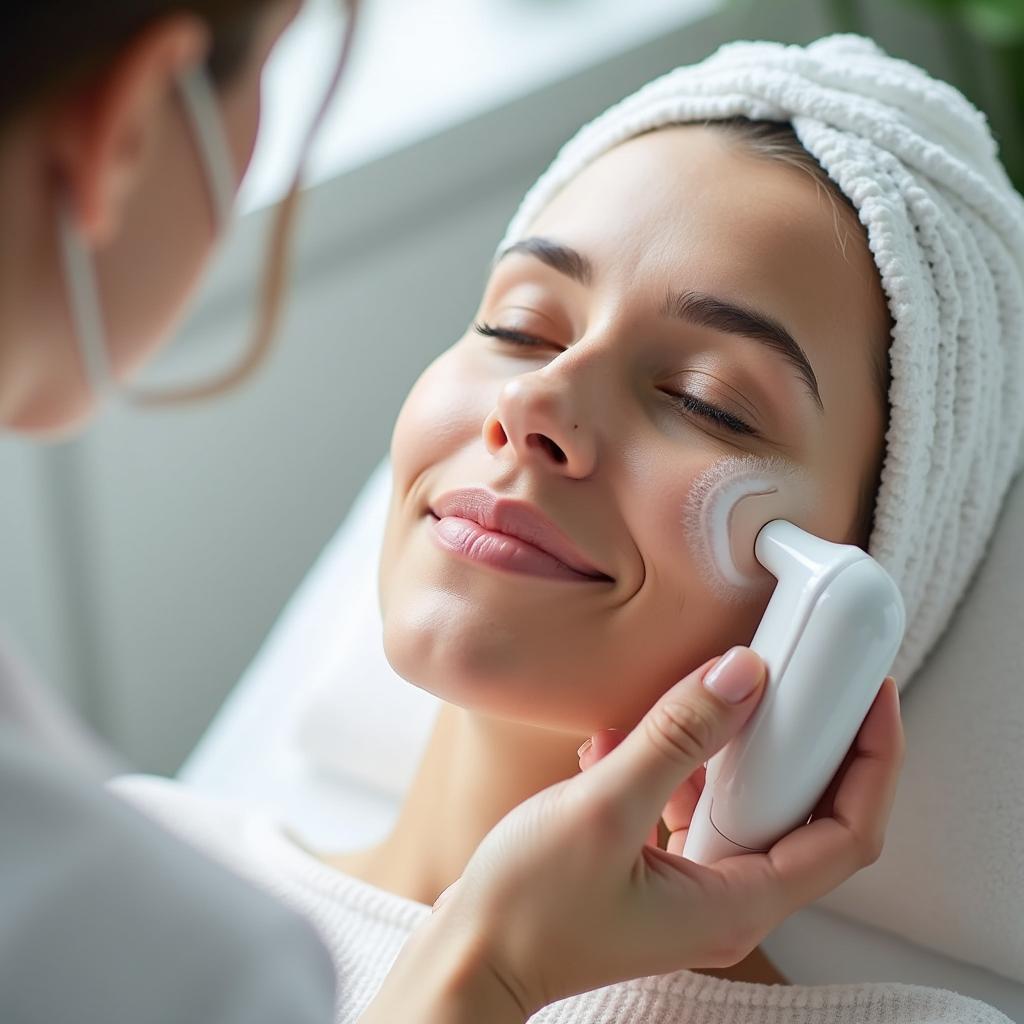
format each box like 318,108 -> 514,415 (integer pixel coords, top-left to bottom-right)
523,125 -> 889,396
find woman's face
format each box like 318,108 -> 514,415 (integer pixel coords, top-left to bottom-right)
379,125 -> 891,736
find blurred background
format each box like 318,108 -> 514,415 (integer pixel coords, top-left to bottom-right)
2,0 -> 1020,776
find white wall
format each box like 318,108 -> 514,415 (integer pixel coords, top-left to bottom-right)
1,0 -> 969,773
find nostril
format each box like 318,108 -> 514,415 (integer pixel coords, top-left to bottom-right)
485,417 -> 509,450
529,433 -> 567,464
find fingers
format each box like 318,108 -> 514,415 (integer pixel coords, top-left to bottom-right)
579,670 -> 904,960
577,648 -> 766,854
580,730 -> 701,850
826,676 -> 904,853
744,676 -> 905,922
578,729 -> 626,771
663,763 -> 706,856
660,763 -> 705,835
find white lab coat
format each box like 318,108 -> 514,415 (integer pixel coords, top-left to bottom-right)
0,630 -> 337,1024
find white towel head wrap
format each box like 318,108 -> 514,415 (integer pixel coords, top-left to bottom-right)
498,33 -> 1024,689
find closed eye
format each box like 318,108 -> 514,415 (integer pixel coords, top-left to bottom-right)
473,321 -> 757,437
474,321 -> 555,348
662,391 -> 757,436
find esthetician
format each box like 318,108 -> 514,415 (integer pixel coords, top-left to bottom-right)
0,2 -> 906,1022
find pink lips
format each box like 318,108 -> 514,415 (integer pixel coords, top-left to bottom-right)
429,487 -> 612,583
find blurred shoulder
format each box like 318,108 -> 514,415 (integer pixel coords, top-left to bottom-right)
108,773 -> 268,862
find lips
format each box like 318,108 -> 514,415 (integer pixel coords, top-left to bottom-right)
429,487 -> 612,582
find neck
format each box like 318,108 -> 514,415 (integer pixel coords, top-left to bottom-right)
324,700 -> 790,986
328,701 -> 581,906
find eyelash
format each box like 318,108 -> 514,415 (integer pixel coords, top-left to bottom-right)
473,321 -> 757,437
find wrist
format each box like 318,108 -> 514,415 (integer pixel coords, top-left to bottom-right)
360,909 -> 530,1024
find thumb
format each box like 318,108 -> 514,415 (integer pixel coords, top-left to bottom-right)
584,647 -> 766,848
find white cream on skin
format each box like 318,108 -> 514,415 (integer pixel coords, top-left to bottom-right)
682,455 -> 817,603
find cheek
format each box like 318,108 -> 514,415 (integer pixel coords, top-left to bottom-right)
218,63 -> 266,184
233,90 -> 262,182
96,120 -> 214,372
614,449 -> 776,698
381,346 -> 490,618
388,349 -> 489,490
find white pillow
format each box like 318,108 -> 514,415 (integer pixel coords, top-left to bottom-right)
291,458 -> 1024,985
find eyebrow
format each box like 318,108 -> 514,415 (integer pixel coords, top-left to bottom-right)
497,236 -> 824,415
662,290 -> 824,414
498,237 -> 594,286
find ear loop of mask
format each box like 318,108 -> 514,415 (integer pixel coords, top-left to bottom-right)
56,62 -> 236,405
176,65 -> 236,233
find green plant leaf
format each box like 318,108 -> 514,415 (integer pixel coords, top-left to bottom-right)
898,0 -> 965,13
959,0 -> 1024,46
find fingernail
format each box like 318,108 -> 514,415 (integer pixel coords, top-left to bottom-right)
703,647 -> 763,704
577,737 -> 593,758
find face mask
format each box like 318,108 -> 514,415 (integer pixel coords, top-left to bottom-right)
56,63 -> 237,403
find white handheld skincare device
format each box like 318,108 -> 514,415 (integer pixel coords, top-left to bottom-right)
681,465 -> 906,864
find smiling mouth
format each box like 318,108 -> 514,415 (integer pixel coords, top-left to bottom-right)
426,489 -> 614,584
428,512 -> 612,583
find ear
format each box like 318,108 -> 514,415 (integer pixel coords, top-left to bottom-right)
48,13 -> 210,245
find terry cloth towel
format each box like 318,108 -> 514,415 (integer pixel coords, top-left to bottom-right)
499,33 -> 1024,689
110,774 -> 1015,1024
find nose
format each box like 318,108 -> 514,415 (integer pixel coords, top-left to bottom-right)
483,371 -> 597,479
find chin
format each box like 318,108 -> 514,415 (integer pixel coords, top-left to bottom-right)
5,389 -> 97,438
380,593 -> 617,734
382,592 -> 521,702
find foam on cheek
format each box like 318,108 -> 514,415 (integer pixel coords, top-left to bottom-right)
682,455 -> 816,603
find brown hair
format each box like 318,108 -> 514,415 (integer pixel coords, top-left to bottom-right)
707,117 -> 892,550
4,4 -> 281,125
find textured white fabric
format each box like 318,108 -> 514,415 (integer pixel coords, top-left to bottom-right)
112,774 -> 1012,1024
498,33 -> 1024,689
